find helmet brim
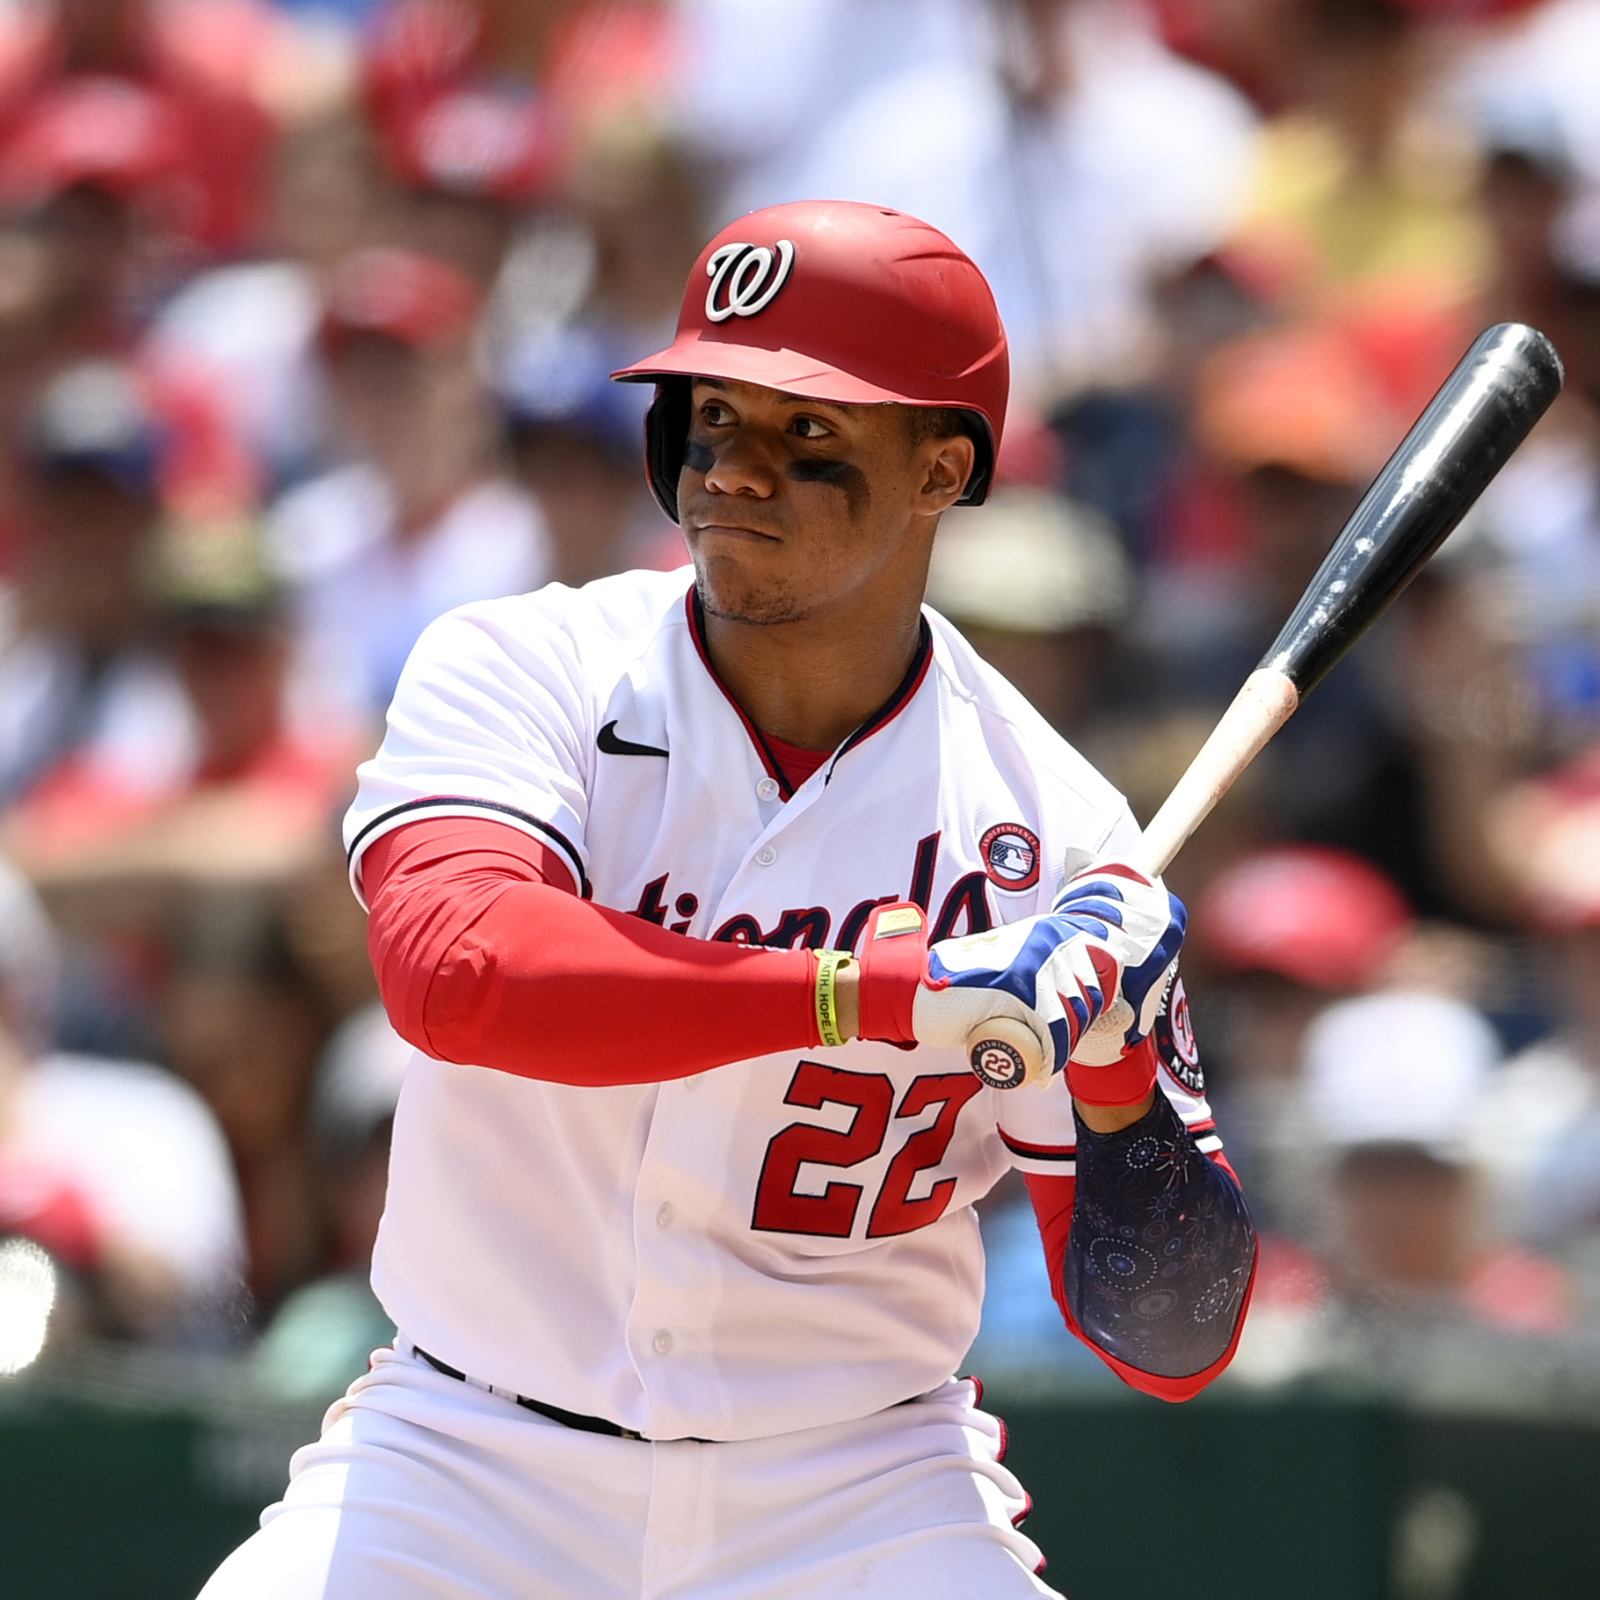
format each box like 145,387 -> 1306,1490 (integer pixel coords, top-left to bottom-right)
612,336 -> 997,519
613,336 -> 949,410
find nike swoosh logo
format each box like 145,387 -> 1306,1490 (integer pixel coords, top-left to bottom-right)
597,720 -> 668,759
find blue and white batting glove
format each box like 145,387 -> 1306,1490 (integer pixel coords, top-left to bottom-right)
911,862 -> 1185,1096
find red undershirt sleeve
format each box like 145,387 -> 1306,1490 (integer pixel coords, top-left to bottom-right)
362,816 -> 823,1085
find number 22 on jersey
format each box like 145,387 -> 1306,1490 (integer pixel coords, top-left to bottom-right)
751,1062 -> 983,1239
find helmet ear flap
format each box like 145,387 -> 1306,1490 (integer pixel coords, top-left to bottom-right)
954,410 -> 995,507
643,379 -> 691,523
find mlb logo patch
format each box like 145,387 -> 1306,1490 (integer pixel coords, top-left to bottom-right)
979,823 -> 1041,892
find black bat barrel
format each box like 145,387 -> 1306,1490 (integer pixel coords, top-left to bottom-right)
1260,322 -> 1565,696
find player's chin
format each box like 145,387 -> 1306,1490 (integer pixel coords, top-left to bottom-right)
694,558 -> 812,627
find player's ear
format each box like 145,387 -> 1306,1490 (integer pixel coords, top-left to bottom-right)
914,434 -> 976,516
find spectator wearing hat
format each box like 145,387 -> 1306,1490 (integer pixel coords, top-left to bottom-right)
1309,991 -> 1510,1312
1192,844 -> 1413,1232
139,113 -> 405,503
496,320 -> 676,585
924,485 -> 1132,738
4,509 -> 361,902
1313,995 -> 1566,1332
1177,320 -> 1393,703
1234,987 -> 1576,1389
362,0 -> 680,287
267,246 -> 550,730
0,851 -> 244,1353
371,53 -> 560,290
1476,748 -> 1600,1260
1453,0 -> 1600,247
0,0 -> 321,356
482,118 -> 708,499
1165,317 -> 1463,904
0,359 -> 193,816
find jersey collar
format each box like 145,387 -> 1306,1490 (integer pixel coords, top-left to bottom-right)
684,589 -> 933,801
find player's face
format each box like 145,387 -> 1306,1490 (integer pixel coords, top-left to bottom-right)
679,379 -> 973,626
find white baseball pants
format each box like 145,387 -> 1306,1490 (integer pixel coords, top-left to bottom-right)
198,1343 -> 1059,1600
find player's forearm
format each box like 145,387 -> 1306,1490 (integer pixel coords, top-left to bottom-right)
364,818 -> 825,1083
420,882 -> 826,1082
1027,1096 -> 1256,1402
1072,1093 -> 1154,1132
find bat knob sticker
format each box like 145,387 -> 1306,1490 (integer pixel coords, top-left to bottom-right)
970,1036 -> 1029,1091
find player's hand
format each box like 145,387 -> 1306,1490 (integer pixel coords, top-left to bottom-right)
1050,865 -> 1187,1067
910,864 -> 1183,1086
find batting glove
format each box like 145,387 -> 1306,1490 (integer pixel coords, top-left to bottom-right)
852,865 -> 1185,1100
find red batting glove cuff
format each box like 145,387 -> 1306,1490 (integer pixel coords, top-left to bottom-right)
855,901 -> 931,1046
1064,1035 -> 1161,1107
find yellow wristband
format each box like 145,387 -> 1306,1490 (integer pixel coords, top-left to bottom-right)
815,949 -> 850,1048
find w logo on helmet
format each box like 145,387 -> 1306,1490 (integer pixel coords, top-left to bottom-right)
705,240 -> 796,322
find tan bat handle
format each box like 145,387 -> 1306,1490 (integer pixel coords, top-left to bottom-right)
965,669 -> 1301,1088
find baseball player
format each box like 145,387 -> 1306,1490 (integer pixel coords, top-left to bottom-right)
200,200 -> 1255,1600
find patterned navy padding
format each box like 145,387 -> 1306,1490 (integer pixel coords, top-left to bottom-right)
1065,1090 -> 1256,1379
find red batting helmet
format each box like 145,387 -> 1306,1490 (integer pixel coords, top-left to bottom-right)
612,200 -> 1009,521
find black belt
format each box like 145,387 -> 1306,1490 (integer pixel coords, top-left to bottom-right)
413,1346 -> 643,1439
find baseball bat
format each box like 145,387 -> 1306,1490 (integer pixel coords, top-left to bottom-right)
967,321 -> 1565,1091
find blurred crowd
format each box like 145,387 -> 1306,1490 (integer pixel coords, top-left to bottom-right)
0,0 -> 1599,1408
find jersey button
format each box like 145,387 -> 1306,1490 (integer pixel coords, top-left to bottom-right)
652,1329 -> 674,1355
656,1203 -> 675,1229
755,845 -> 777,867
756,777 -> 780,802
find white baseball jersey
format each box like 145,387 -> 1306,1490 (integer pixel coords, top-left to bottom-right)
344,566 -> 1218,1443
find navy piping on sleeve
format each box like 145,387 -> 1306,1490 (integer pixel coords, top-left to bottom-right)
999,1131 -> 1077,1165
1001,1124 -> 1220,1167
347,796 -> 592,899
